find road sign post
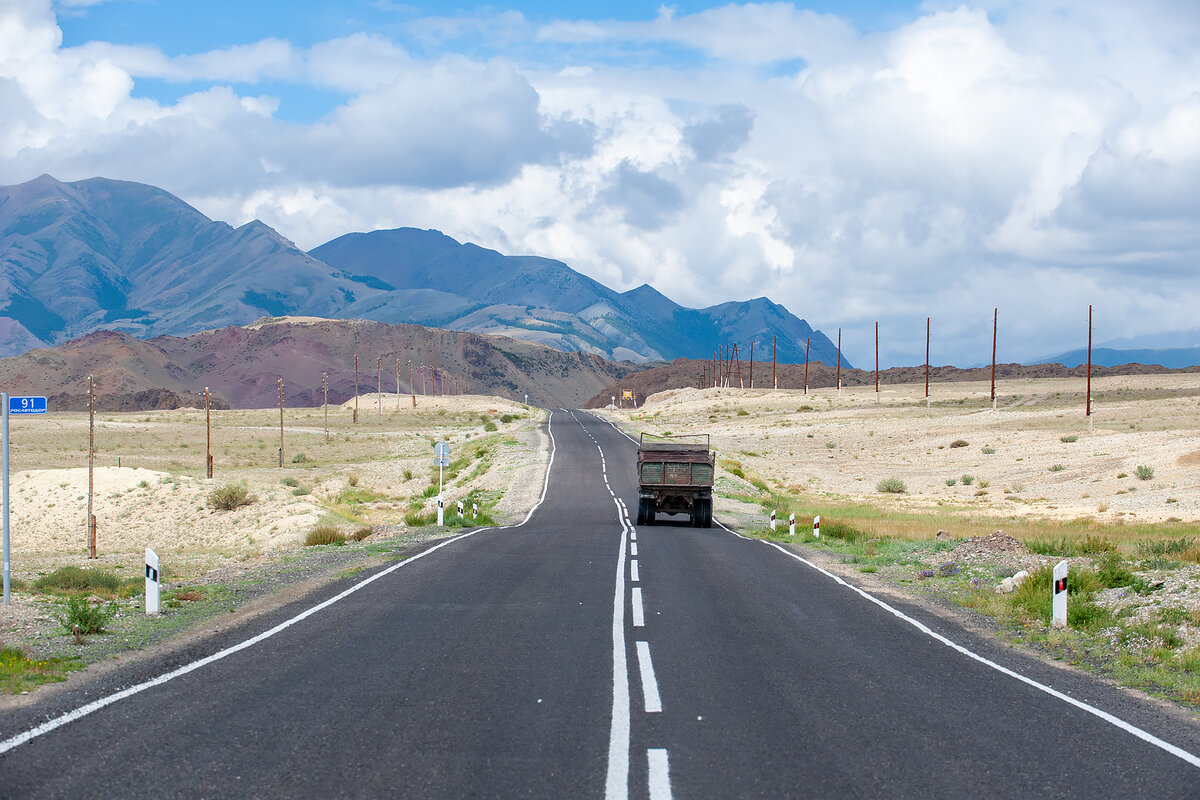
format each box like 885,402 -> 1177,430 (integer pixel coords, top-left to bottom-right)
770,509 -> 776,532
813,515 -> 820,539
434,441 -> 449,526
1053,560 -> 1069,628
4,395 -> 47,604
789,513 -> 795,537
145,548 -> 160,615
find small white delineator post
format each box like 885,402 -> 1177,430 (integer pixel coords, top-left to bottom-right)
145,547 -> 160,615
472,503 -> 478,519
788,513 -> 795,536
1052,559 -> 1068,628
813,515 -> 821,539
437,495 -> 444,526
457,500 -> 464,517
770,509 -> 776,532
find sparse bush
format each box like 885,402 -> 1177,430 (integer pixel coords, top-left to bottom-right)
737,409 -> 750,416
1060,435 -> 1078,443
347,473 -> 360,487
291,487 -> 310,496
825,442 -> 836,449
281,477 -> 299,487
483,421 -> 498,432
876,477 -> 907,494
981,446 -> 996,454
402,469 -> 414,481
1136,465 -> 1155,481
353,527 -> 373,541
978,480 -> 990,488
1049,464 -> 1065,472
404,510 -> 437,526
1116,472 -> 1128,479
797,405 -> 814,412
54,596 -> 116,641
304,523 -> 345,546
207,482 -> 254,511
938,562 -> 960,577
949,439 -> 968,448
960,475 -> 974,486
945,478 -> 957,486
500,414 -> 516,423
291,453 -> 310,464
34,566 -> 120,595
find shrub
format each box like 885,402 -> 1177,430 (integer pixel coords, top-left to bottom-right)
981,446 -> 996,454
945,478 -> 957,486
207,482 -> 254,511
1060,435 -> 1078,443
304,523 -> 345,546
960,474 -> 974,486
949,439 -> 968,448
34,566 -> 120,594
937,562 -> 960,577
290,487 -> 310,496
402,469 -> 413,481
876,477 -> 906,494
825,442 -> 836,449
353,527 -> 373,541
1048,464 -> 1065,472
483,421 -> 498,432
404,510 -> 437,526
54,596 -> 116,641
500,414 -> 516,423
1135,465 -> 1155,481
347,474 -> 360,487
281,477 -> 299,487
291,453 -> 310,464
737,409 -> 750,416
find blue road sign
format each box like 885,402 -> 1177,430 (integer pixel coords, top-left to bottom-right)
8,396 -> 47,415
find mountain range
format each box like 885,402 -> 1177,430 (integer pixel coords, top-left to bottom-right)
0,175 -> 843,366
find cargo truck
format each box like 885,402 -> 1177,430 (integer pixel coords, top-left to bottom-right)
636,433 -> 714,527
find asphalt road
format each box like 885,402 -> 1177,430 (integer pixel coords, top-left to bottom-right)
2,409 -> 1200,798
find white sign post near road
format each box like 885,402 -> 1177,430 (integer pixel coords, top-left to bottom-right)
1053,560 -> 1069,628
145,548 -> 160,615
3,394 -> 48,605
434,441 -> 449,526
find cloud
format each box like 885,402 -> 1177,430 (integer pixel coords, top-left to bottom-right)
683,104 -> 754,161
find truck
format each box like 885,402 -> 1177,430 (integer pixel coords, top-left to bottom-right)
636,433 -> 714,527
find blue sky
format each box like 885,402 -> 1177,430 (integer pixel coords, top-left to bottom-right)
6,1 -> 1200,365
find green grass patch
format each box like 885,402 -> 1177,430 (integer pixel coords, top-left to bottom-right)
0,646 -> 83,694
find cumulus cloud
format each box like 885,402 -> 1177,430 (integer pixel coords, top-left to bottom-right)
3,0 -> 1200,365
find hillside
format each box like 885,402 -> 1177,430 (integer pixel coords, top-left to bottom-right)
0,317 -> 646,410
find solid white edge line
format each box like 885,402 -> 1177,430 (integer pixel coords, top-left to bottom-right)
0,409 -> 562,758
713,517 -> 1200,771
648,748 -> 672,800
632,587 -> 645,627
635,641 -> 662,713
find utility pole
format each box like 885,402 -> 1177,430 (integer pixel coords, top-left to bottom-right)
396,357 -> 401,411
836,328 -> 842,394
772,335 -> 777,389
749,342 -> 754,389
278,379 -> 284,467
409,360 -> 416,407
322,372 -> 328,440
377,355 -> 382,416
1087,304 -> 1093,422
87,375 -> 95,559
925,317 -> 931,407
205,387 -> 212,478
991,307 -> 998,409
734,344 -> 743,388
803,338 -> 810,394
353,354 -> 359,423
874,322 -> 879,398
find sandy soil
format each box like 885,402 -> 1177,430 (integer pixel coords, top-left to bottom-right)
0,394 -> 546,570
597,373 -> 1200,525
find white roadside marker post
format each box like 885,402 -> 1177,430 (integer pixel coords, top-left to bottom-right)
145,547 -> 160,615
434,441 -> 449,526
789,513 -> 795,536
813,515 -> 820,539
472,503 -> 478,519
770,509 -> 776,532
1052,559 -> 1068,628
457,500 -> 464,517
437,496 -> 444,527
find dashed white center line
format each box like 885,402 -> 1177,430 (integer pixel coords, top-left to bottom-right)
630,541 -> 638,557
632,587 -> 645,627
635,641 -> 662,713
630,559 -> 640,582
648,749 -> 673,800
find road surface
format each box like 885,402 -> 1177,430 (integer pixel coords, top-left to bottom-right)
2,410 -> 1199,798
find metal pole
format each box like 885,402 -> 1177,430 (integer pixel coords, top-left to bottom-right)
925,317 -> 931,405
991,307 -> 998,407
323,372 -> 328,440
88,374 -> 95,559
836,328 -> 841,393
279,379 -> 284,467
804,338 -> 810,394
3,392 -> 9,604
1087,304 -> 1092,418
353,354 -> 359,423
205,387 -> 212,478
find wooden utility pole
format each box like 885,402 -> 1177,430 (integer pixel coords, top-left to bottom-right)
749,342 -> 754,389
87,375 -> 95,559
803,338 -> 810,394
734,344 -> 743,388
409,360 -> 415,407
322,372 -> 328,440
278,379 -> 284,467
772,335 -> 777,389
1087,304 -> 1093,419
377,356 -> 382,416
991,307 -> 998,407
205,386 -> 213,478
396,358 -> 401,411
836,328 -> 842,393
874,322 -> 879,395
925,317 -> 931,406
353,354 -> 359,423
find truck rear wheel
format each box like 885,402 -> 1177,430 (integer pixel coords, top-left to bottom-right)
694,498 -> 712,528
638,497 -> 656,526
